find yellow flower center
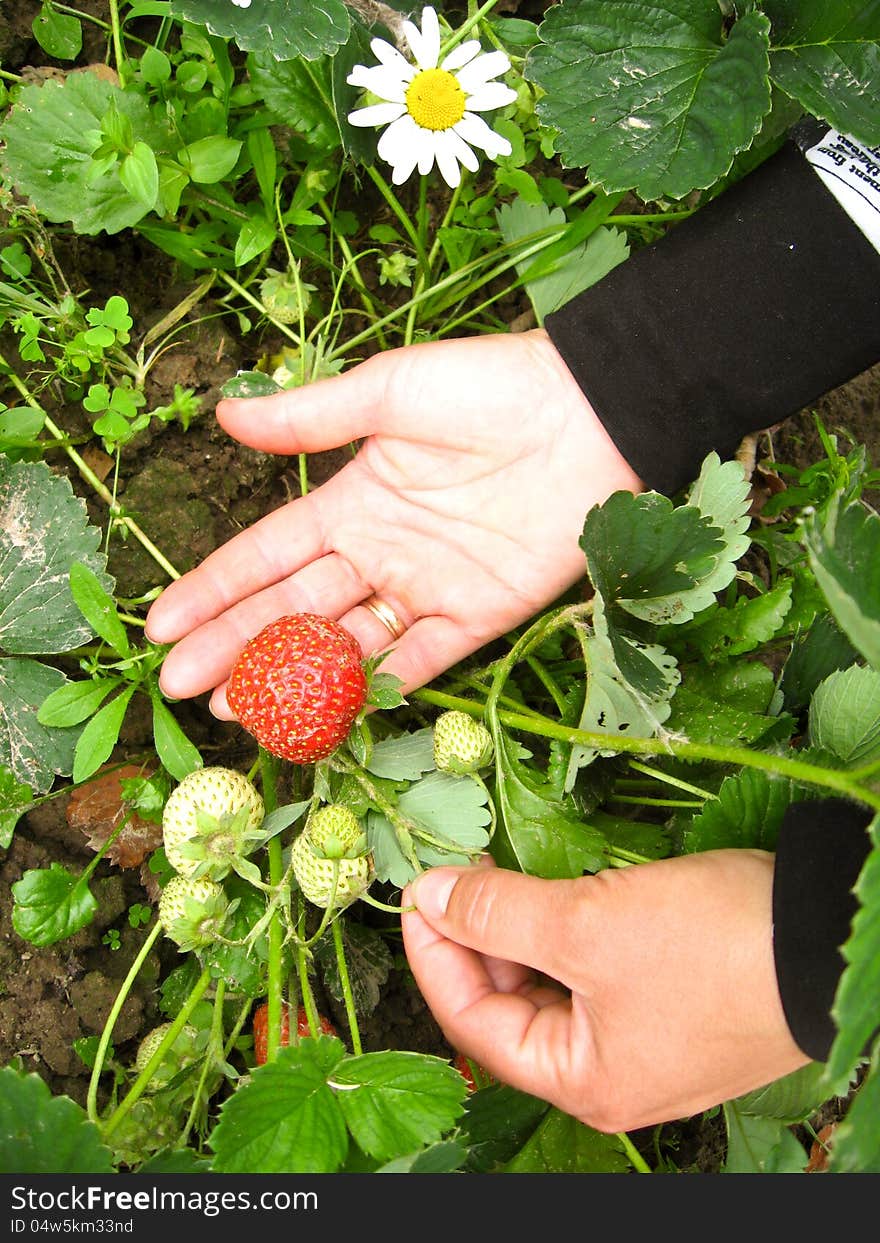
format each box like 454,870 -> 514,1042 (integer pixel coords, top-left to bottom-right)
405,68 -> 466,131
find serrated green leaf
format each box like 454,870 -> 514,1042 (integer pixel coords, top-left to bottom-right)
11,861 -> 97,946
682,768 -> 808,853
0,459 -> 114,654
397,771 -> 492,853
688,580 -> 793,662
376,1140 -> 468,1173
366,728 -> 436,781
504,1107 -> 631,1173
72,685 -> 136,784
734,1061 -> 839,1123
0,1067 -> 114,1172
0,766 -> 33,849
527,1 -> 772,197
496,197 -> 628,323
825,818 -> 880,1088
69,562 -> 130,657
781,612 -> 858,714
169,0 -> 350,60
136,1149 -> 213,1173
808,664 -> 880,766
665,659 -> 792,749
314,920 -> 393,1017
460,1083 -> 549,1172
151,694 -> 203,782
368,812 -> 416,887
828,1046 -> 880,1173
202,878 -> 268,996
492,726 -> 606,878
803,500 -> 880,671
334,1051 -> 467,1162
765,1 -> 880,144
0,73 -> 172,234
210,1040 -> 348,1172
0,658 -> 81,793
722,1103 -> 807,1173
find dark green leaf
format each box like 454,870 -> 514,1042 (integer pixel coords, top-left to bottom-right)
0,405 -> 45,447
32,5 -> 83,59
828,1046 -> 880,1173
734,1062 -> 840,1123
69,562 -> 130,657
688,581 -> 793,662
334,1051 -> 467,1162
376,1140 -> 468,1173
72,685 -> 136,784
332,18 -> 381,161
248,49 -> 340,150
169,0 -> 350,60
314,920 -> 393,1017
527,1 -> 772,197
781,612 -> 858,714
722,1103 -> 807,1173
665,659 -> 791,749
210,1041 -> 348,1173
0,766 -> 33,849
12,861 -> 97,946
803,500 -> 880,671
808,664 -> 880,766
136,1149 -> 212,1173
504,1107 -> 631,1172
460,1083 -> 549,1172
151,695 -> 203,782
0,1067 -> 114,1172
0,658 -> 81,793
765,1 -> 880,144
682,768 -> 810,853
0,459 -> 113,654
37,677 -> 123,728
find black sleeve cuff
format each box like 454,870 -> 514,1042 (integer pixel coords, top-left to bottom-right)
545,139 -> 880,496
772,798 -> 872,1062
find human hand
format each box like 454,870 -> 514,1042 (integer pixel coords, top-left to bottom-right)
145,329 -> 642,715
402,851 -> 810,1132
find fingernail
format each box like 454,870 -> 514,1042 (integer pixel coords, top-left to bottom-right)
409,868 -> 460,920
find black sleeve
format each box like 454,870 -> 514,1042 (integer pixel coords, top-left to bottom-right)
545,130 -> 880,1062
544,130 -> 880,497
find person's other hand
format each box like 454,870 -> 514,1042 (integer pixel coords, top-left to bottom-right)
402,851 -> 810,1132
145,330 -> 642,716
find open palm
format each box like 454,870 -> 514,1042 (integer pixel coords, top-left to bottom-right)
146,329 -> 642,715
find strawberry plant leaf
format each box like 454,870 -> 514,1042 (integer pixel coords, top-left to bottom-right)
735,1061 -> 852,1124
0,1067 -> 114,1172
460,1083 -> 549,1172
492,726 -> 607,877
69,562 -> 130,657
367,812 -> 416,887
11,861 -> 97,946
0,459 -> 114,654
150,693 -> 203,782
333,1051 -> 467,1162
504,1107 -> 631,1173
765,0 -> 880,144
687,581 -> 794,662
376,1140 -> 468,1173
210,1040 -> 348,1173
397,771 -> 492,853
526,1 -> 771,198
682,768 -> 811,853
0,765 -> 33,849
314,920 -> 393,1017
72,685 -> 137,784
664,660 -> 793,749
496,197 -> 628,324
828,1044 -> 880,1173
0,73 -> 172,235
808,664 -> 880,766
721,1104 -> 807,1173
825,817 -> 880,1090
169,0 -> 350,60
247,49 -> 340,149
332,17 -> 383,162
803,500 -> 880,671
0,658 -> 81,793
366,727 -> 436,780
781,612 -> 858,714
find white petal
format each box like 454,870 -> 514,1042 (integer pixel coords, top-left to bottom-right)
455,50 -> 512,92
445,127 -> 480,173
463,82 -> 518,113
346,64 -> 407,103
389,143 -> 422,184
433,129 -> 462,188
455,112 -> 512,157
403,5 -> 440,69
377,114 -> 421,164
418,132 -> 437,176
441,40 -> 482,72
370,37 -> 416,80
347,101 -> 407,128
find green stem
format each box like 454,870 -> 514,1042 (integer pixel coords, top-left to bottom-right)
87,920 -> 162,1125
366,167 -> 429,272
296,902 -> 321,1037
617,1130 -> 652,1173
102,966 -> 212,1140
626,759 -> 718,801
441,0 -> 502,54
106,0 -> 129,86
179,977 -> 225,1147
260,748 -> 285,1065
332,918 -> 362,1056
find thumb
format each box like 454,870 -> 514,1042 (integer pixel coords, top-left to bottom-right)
409,865 -> 585,983
215,351 -> 394,454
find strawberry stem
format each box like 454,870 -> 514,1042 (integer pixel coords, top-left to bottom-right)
332,918 -> 362,1056
259,748 -> 285,1065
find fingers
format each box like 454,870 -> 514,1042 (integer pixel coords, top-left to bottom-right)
216,353 -> 393,455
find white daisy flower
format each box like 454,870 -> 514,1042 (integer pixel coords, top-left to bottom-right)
346,6 -> 518,188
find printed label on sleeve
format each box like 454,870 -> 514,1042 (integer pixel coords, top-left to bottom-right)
805,130 -> 880,254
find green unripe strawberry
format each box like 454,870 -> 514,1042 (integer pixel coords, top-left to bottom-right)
135,1022 -> 198,1089
162,766 -> 264,880
305,804 -> 364,859
158,874 -> 229,951
291,832 -> 373,910
433,710 -> 494,774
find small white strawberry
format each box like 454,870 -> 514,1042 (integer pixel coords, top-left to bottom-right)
433,710 -> 494,774
305,804 -> 365,859
135,1022 -> 198,1089
162,766 -> 264,880
291,832 -> 373,910
158,874 -> 229,951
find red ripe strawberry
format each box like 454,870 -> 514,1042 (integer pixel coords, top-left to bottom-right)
453,1052 -> 494,1093
227,614 -> 367,764
252,1002 -> 337,1066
